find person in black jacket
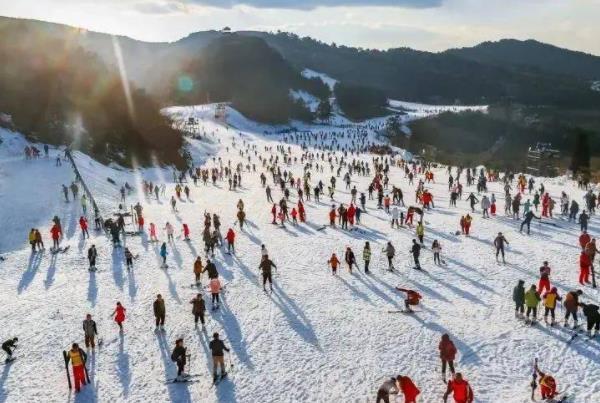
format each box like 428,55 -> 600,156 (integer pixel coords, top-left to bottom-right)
205,259 -> 219,279
411,239 -> 421,270
87,245 -> 97,270
171,338 -> 187,379
582,303 -> 600,338
259,256 -> 277,292
209,332 -> 230,381
2,338 -> 18,362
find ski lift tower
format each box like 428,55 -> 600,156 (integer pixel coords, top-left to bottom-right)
526,142 -> 560,177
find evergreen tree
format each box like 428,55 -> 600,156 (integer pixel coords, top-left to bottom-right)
570,128 -> 591,179
316,100 -> 332,122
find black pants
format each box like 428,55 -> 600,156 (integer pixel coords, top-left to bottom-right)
364,260 -> 370,273
418,235 -> 424,244
194,313 -> 205,325
387,256 -> 394,269
2,346 -> 12,359
212,293 -> 219,304
263,273 -> 272,288
434,252 -> 440,265
89,257 -> 96,267
177,360 -> 185,376
526,307 -> 537,319
228,242 -> 234,253
496,247 -> 505,260
565,309 -> 578,322
442,359 -> 455,374
544,307 -> 555,320
587,318 -> 600,332
126,257 -> 133,267
520,220 -> 531,234
155,315 -> 165,327
376,389 -> 391,403
515,303 -> 524,314
413,254 -> 420,268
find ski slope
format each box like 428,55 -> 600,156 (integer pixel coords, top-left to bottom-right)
0,107 -> 599,402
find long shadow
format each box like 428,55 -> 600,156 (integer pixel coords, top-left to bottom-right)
211,294 -> 255,369
44,253 -> 58,289
229,254 -> 257,285
343,227 -> 387,243
116,333 -> 131,398
442,257 -> 499,295
127,269 -> 138,301
171,243 -> 183,269
88,271 -> 98,306
241,226 -> 262,246
0,360 -> 12,403
271,283 -> 322,350
155,331 -> 192,402
184,240 -> 198,258
334,275 -> 374,305
394,273 -> 451,302
426,227 -> 461,244
354,274 -> 403,310
111,248 -> 124,291
423,271 -> 489,306
18,252 -> 43,293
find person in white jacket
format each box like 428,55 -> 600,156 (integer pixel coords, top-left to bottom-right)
481,195 -> 491,218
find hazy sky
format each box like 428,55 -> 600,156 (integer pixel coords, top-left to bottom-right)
1,0 -> 599,54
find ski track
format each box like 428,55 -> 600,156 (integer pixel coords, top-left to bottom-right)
0,108 -> 599,402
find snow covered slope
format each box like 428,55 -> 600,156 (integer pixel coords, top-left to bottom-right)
0,107 -> 598,402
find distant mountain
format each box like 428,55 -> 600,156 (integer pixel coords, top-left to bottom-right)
445,39 -> 600,81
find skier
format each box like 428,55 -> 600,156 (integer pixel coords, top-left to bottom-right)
111,301 -> 126,331
432,240 -> 442,265
328,253 -> 340,275
226,228 -> 235,254
513,280 -> 526,318
150,222 -> 158,242
190,293 -> 206,328
344,247 -> 357,273
581,302 -> 600,338
463,214 -> 472,236
182,223 -> 190,241
538,261 -> 551,294
385,241 -> 396,271
66,343 -> 88,392
519,210 -> 540,235
165,222 -> 174,242
466,193 -> 478,212
363,242 -> 371,273
50,222 -> 62,250
439,333 -> 457,382
543,287 -> 561,326
160,242 -> 168,267
376,376 -> 400,403
416,221 -> 425,244
579,210 -> 590,232
79,216 -> 89,238
579,230 -> 591,251
410,239 -> 421,270
580,250 -> 591,285
259,255 -> 277,292
524,284 -> 541,324
124,247 -> 134,270
82,314 -> 98,350
493,232 -> 509,263
209,332 -> 230,382
533,361 -> 558,400
154,294 -> 166,330
87,245 -> 97,271
209,277 -> 222,309
443,373 -> 474,403
395,287 -> 422,312
171,338 -> 188,380
564,289 -> 583,328
193,257 -> 203,285
2,338 -> 17,362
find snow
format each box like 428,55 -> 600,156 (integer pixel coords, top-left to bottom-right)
0,106 -> 599,402
388,99 -> 488,120
301,69 -> 338,91
289,89 -> 321,113
592,81 -> 600,93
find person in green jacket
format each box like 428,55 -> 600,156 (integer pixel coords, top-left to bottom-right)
524,284 -> 541,324
512,280 -> 525,318
363,241 -> 371,273
416,222 -> 425,244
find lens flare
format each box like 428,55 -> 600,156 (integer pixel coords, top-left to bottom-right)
178,75 -> 194,92
112,36 -> 136,120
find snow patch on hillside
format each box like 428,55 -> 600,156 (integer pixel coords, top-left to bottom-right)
289,89 -> 320,112
301,69 -> 338,91
592,81 -> 600,92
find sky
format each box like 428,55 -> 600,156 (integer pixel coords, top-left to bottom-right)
1,0 -> 599,55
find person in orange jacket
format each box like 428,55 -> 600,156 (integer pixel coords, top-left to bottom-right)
580,250 -> 591,285
329,206 -> 336,227
443,373 -> 474,403
66,343 -> 88,392
226,228 -> 235,253
579,230 -> 591,250
50,223 -> 62,249
328,253 -> 340,275
395,287 -> 422,312
534,360 -> 558,400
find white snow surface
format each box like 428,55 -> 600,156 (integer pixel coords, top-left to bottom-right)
301,69 -> 338,91
0,107 -> 599,402
592,81 -> 600,93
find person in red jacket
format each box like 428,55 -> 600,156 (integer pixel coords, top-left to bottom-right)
137,215 -> 145,232
298,201 -> 306,222
183,223 -> 190,240
580,250 -> 591,285
79,216 -> 89,239
271,204 -> 277,224
111,302 -> 126,332
538,261 -> 551,294
50,223 -> 62,249
535,360 -> 558,400
226,228 -> 235,253
329,206 -> 336,227
579,230 -> 591,250
439,333 -> 457,382
347,204 -> 356,226
395,288 -> 422,312
291,208 -> 298,225
398,375 -> 420,403
444,373 -> 474,403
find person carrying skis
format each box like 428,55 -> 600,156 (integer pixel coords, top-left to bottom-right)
209,332 -> 230,382
493,232 -> 509,263
519,210 -> 540,235
87,245 -> 97,271
328,253 -> 340,275
538,261 -> 551,294
171,338 -> 188,380
564,289 -> 583,328
226,228 -> 235,254
439,333 -> 457,382
443,373 -> 474,403
160,242 -> 168,267
111,302 -> 126,331
395,287 -> 422,312
513,280 -> 526,318
191,293 -> 206,328
581,302 -> 600,338
344,247 -> 357,273
209,277 -> 222,309
524,284 -> 541,324
2,338 -> 17,362
124,247 -> 134,270
363,242 -> 371,273
193,257 -> 203,285
534,361 -> 558,400
410,239 -> 421,270
82,314 -> 98,350
259,256 -> 277,291
543,287 -> 561,326
154,294 -> 166,329
66,343 -> 88,392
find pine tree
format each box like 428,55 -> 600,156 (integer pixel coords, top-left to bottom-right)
316,100 -> 332,122
570,128 -> 591,179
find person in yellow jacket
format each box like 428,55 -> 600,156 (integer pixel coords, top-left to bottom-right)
28,229 -> 36,252
542,287 -> 562,326
416,222 -> 425,244
524,285 -> 541,324
66,343 -> 88,392
193,256 -> 203,285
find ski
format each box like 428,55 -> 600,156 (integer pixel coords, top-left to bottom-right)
63,350 -> 72,389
